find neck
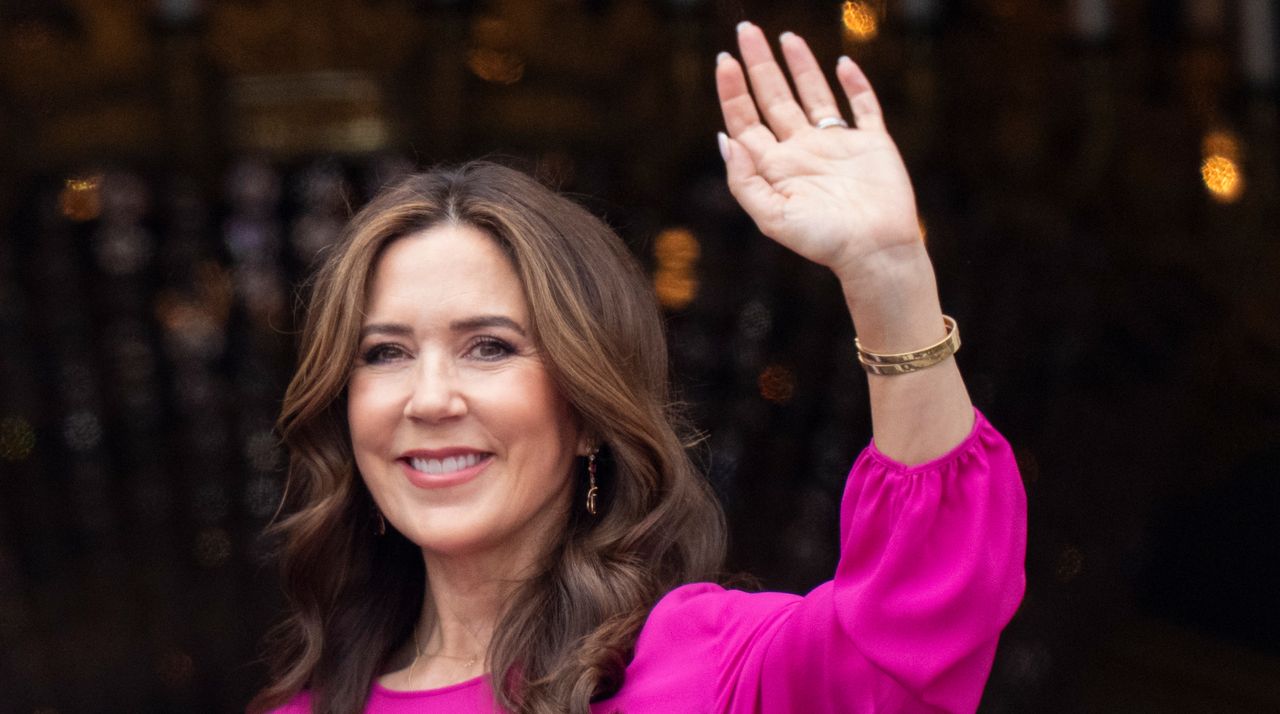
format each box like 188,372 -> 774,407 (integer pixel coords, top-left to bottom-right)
417,554 -> 509,659
410,529 -> 560,680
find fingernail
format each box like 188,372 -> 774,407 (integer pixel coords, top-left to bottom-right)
838,55 -> 853,66
780,31 -> 795,42
716,132 -> 730,162
736,21 -> 751,34
716,51 -> 730,65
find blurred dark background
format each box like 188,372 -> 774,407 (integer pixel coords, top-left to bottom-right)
1,0 -> 1278,712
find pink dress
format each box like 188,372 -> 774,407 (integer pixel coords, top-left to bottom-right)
272,409 -> 1026,713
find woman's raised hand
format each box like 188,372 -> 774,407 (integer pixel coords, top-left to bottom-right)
715,23 -> 923,286
718,23 -> 975,463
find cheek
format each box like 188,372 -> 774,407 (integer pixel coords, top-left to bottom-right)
482,369 -> 578,465
346,374 -> 402,440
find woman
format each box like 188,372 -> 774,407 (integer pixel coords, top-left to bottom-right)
251,23 -> 1026,714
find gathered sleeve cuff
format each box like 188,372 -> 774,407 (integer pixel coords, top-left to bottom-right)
750,409 -> 1027,713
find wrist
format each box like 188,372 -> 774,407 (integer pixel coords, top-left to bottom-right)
838,244 -> 947,354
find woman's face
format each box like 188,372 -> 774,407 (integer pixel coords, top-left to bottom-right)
347,223 -> 585,561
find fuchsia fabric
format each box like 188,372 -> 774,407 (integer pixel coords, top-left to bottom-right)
272,409 -> 1026,713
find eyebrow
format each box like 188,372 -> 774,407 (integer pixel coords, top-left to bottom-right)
359,315 -> 527,340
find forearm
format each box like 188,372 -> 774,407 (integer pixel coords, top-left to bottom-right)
839,243 -> 974,464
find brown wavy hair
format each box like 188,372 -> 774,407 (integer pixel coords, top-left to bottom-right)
248,161 -> 727,714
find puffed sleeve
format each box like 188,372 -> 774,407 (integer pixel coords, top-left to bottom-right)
738,408 -> 1027,713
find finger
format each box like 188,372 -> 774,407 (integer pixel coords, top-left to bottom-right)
778,32 -> 843,126
715,52 -> 778,158
836,56 -> 886,132
736,21 -> 810,139
718,132 -> 783,235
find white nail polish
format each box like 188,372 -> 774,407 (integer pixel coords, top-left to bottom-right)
780,31 -> 795,42
736,21 -> 751,34
838,55 -> 853,66
717,132 -> 730,162
716,51 -> 730,65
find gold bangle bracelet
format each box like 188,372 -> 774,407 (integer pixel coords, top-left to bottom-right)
855,315 -> 960,376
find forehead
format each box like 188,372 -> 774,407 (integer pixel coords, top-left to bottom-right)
364,223 -> 527,321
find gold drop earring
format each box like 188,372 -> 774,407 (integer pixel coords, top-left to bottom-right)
586,449 -> 599,516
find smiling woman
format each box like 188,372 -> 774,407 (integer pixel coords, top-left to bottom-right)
250,161 -> 727,714
250,21 -> 1025,714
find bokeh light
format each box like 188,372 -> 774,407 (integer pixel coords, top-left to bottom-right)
654,271 -> 698,310
467,48 -> 525,84
245,430 -> 282,472
63,411 -> 103,452
290,213 -> 343,263
737,300 -> 772,341
100,171 -> 150,222
758,364 -> 797,404
842,1 -> 880,43
654,227 -> 700,267
1201,155 -> 1243,203
244,475 -> 282,519
93,224 -> 153,276
0,416 -> 36,461
226,159 -> 281,211
653,227 -> 701,310
1201,128 -> 1244,203
58,174 -> 102,222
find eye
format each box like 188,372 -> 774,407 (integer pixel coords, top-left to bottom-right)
360,343 -> 410,365
467,337 -> 515,362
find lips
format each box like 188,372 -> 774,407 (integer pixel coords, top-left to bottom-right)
398,449 -> 493,489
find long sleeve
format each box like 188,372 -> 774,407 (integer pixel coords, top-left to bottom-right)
752,407 -> 1027,712
615,408 -> 1026,714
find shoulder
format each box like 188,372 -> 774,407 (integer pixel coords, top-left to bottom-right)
639,581 -> 801,649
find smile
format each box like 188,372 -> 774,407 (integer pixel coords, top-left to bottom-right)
398,450 -> 493,489
410,452 -> 485,474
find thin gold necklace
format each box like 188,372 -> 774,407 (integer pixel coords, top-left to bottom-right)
407,627 -> 480,685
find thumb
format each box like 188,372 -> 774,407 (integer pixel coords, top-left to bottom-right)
719,132 -> 782,232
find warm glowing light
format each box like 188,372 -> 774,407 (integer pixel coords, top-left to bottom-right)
0,416 -> 36,461
654,227 -> 700,267
653,227 -> 701,310
1201,155 -> 1243,203
917,217 -> 928,244
1201,128 -> 1245,203
654,269 -> 698,310
758,365 -> 796,404
467,48 -> 525,84
842,1 -> 880,42
59,174 -> 102,222
155,261 -> 234,333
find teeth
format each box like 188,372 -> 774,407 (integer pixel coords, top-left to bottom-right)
410,453 -> 484,475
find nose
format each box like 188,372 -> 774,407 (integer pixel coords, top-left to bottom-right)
404,352 -> 467,422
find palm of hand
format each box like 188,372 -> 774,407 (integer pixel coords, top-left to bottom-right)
717,25 -> 921,282
753,132 -> 919,273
